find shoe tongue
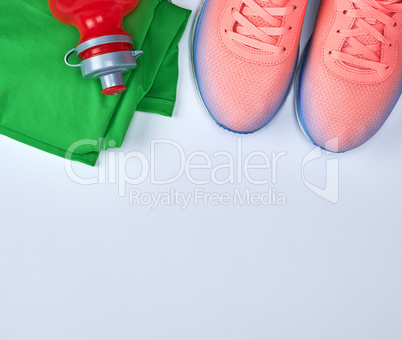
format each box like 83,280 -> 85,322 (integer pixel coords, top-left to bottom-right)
235,0 -> 289,45
341,21 -> 384,68
340,2 -> 399,69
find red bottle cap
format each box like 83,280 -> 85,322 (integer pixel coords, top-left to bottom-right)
101,85 -> 127,96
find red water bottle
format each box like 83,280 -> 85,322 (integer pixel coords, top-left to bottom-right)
48,0 -> 143,95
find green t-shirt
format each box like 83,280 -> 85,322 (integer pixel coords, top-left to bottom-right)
0,0 -> 191,166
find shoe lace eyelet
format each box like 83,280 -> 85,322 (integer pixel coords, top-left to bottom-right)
294,6 -> 297,9
283,47 -> 287,51
343,10 -> 347,14
394,22 -> 397,27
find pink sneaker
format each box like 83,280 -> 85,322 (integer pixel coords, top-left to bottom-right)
296,0 -> 402,152
192,0 -> 309,133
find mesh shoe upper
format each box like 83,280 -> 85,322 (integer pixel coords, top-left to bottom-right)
298,0 -> 402,152
194,0 -> 308,133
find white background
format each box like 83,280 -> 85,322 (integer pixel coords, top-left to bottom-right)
1,0 -> 401,339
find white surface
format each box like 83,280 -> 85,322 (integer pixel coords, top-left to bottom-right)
1,1 -> 402,339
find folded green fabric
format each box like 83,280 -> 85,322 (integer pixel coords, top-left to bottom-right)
0,0 -> 191,166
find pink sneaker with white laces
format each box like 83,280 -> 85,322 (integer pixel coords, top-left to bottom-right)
192,0 -> 309,133
296,0 -> 402,152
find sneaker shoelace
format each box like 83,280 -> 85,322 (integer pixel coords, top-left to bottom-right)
330,0 -> 402,72
226,0 -> 296,53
